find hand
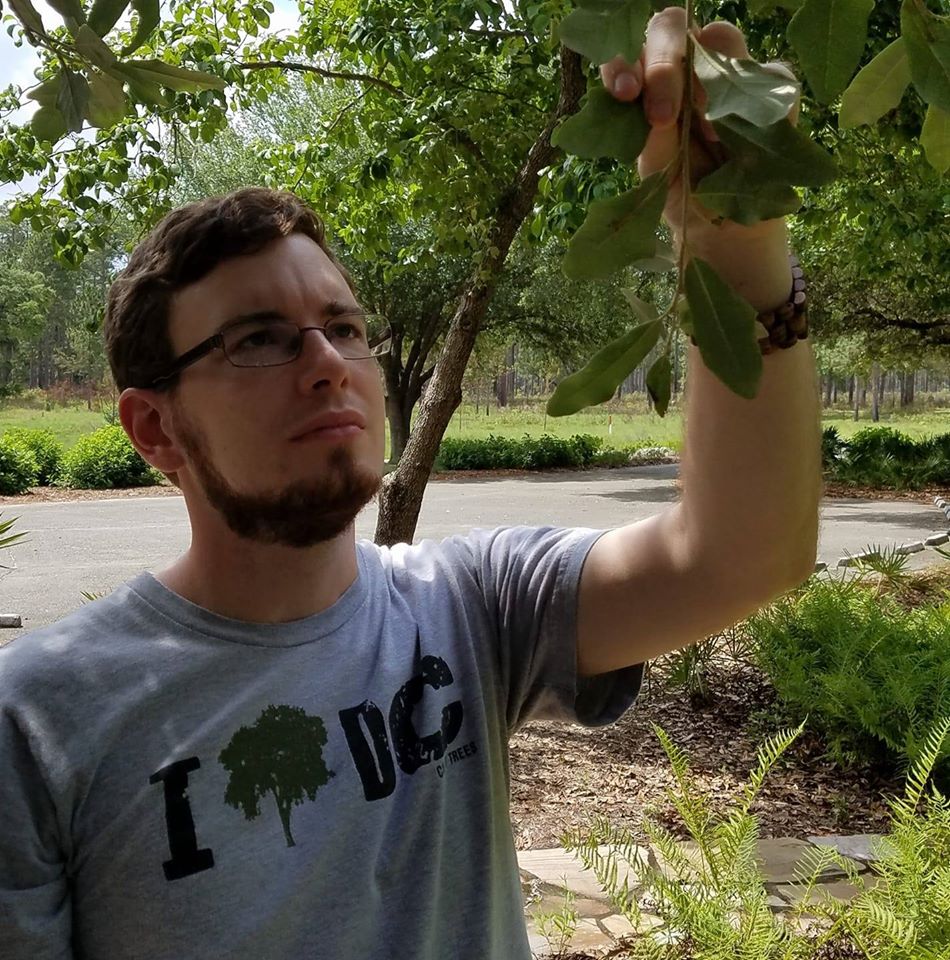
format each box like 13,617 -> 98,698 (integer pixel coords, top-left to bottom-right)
600,7 -> 799,245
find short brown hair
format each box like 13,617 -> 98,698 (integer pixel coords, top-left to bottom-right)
104,187 -> 355,391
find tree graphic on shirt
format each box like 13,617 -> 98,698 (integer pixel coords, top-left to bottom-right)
219,705 -> 335,848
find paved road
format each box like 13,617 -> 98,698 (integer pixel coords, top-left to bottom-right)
1,464 -> 947,638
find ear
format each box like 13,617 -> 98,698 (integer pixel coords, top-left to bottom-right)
118,388 -> 186,476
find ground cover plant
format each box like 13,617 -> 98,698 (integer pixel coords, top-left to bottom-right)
556,716 -> 950,960
747,570 -> 950,783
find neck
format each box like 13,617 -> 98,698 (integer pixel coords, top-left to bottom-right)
156,522 -> 360,624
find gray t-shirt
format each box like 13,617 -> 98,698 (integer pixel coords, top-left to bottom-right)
0,525 -> 644,960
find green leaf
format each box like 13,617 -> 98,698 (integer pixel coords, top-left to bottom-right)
693,45 -> 799,126
552,87 -> 649,162
921,103 -> 950,173
563,171 -> 668,281
9,0 -> 46,41
839,38 -> 912,128
684,258 -> 762,400
787,0 -> 874,104
87,0 -> 130,37
30,104 -> 67,142
631,236 -> 676,273
26,73 -> 63,107
122,0 -> 160,55
112,64 -> 169,107
56,69 -> 90,133
713,115 -> 838,187
558,0 -> 651,66
547,320 -> 662,416
74,24 -> 118,70
901,0 -> 950,113
87,72 -> 127,127
696,163 -> 802,225
646,353 -> 672,417
621,290 -> 660,324
123,59 -> 227,92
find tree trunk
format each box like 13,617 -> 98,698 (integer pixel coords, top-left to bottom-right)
871,363 -> 881,423
900,370 -> 915,408
823,374 -> 833,407
374,48 -> 586,546
853,376 -> 862,421
494,370 -> 508,407
386,391 -> 413,465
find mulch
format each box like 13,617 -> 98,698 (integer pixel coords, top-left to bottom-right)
508,658 -> 898,851
509,564 -> 950,852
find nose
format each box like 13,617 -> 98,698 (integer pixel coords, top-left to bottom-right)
294,325 -> 350,393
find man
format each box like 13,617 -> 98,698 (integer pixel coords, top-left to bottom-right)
0,9 -> 821,959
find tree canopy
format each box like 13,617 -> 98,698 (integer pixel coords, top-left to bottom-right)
0,0 -> 946,542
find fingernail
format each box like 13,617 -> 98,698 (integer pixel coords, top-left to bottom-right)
613,72 -> 638,99
648,98 -> 674,125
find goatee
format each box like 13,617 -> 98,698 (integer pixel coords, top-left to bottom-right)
174,408 -> 381,548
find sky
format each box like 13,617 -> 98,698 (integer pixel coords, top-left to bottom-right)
0,0 -> 300,201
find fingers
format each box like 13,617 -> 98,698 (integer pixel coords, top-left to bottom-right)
641,7 -> 690,129
697,21 -> 750,59
601,56 -> 644,101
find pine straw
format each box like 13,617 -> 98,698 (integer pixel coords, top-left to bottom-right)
509,563 -> 950,853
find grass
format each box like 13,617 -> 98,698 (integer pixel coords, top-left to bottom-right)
2,397 -> 948,456
437,401 -> 684,449
0,403 -> 110,450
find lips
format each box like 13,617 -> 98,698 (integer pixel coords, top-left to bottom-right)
291,411 -> 366,441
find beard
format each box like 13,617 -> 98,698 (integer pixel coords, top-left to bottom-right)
172,405 -> 381,548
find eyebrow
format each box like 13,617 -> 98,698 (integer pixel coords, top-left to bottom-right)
217,300 -> 358,334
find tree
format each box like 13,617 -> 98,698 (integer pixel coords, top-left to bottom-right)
1,0 -> 947,544
218,704 -> 335,848
0,262 -> 51,394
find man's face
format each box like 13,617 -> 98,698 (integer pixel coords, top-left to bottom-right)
164,233 -> 385,547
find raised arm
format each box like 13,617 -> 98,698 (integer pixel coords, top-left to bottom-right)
576,9 -> 821,677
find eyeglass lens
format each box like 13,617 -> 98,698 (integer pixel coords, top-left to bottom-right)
222,316 -> 390,366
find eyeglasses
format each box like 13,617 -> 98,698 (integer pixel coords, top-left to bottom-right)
148,312 -> 392,388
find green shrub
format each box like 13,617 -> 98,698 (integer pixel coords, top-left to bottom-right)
592,447 -> 634,468
821,425 -> 846,467
0,439 -> 39,495
1,427 -> 64,485
747,575 -> 950,778
59,426 -> 162,490
825,428 -> 950,490
436,433 -> 603,471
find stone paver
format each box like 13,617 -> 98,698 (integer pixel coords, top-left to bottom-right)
807,833 -> 894,864
520,834 -> 886,958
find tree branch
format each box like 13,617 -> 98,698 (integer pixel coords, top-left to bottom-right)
237,61 -> 404,98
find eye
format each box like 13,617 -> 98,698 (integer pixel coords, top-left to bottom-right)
327,321 -> 364,341
228,323 -> 284,353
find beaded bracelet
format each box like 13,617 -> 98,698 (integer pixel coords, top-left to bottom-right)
690,254 -> 809,356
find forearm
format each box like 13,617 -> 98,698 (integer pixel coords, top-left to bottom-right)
674,222 -> 823,590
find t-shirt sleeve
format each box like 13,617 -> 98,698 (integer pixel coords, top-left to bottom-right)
0,669 -> 74,959
445,525 -> 645,735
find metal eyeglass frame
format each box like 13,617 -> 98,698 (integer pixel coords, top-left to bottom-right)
146,313 -> 393,389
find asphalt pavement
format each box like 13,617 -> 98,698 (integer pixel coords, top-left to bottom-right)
1,464 -> 947,639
